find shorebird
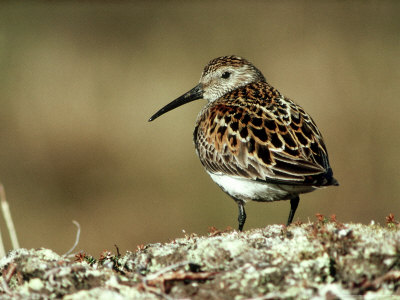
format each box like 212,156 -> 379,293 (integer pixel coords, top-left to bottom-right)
149,55 -> 338,231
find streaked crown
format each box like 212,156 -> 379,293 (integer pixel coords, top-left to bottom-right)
200,56 -> 266,102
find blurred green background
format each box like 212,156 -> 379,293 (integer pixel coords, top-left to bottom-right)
0,1 -> 399,255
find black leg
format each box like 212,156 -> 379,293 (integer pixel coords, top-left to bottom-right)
237,201 -> 246,231
287,196 -> 300,226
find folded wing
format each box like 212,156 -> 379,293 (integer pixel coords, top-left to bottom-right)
194,85 -> 335,187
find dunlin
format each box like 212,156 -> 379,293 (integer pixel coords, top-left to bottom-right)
149,55 -> 338,231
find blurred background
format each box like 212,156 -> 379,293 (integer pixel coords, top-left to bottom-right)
0,1 -> 399,255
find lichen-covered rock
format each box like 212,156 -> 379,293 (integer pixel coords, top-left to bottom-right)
0,220 -> 399,299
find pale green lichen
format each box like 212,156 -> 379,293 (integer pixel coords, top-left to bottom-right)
28,278 -> 45,291
0,221 -> 399,299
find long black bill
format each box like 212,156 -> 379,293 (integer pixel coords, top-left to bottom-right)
148,84 -> 203,122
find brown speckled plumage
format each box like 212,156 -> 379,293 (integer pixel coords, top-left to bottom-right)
194,81 -> 332,185
149,55 -> 338,230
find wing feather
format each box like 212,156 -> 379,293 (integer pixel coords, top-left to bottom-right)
194,82 -> 333,186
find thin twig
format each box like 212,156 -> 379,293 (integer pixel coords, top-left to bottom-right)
114,244 -> 121,257
0,277 -> 12,295
0,184 -> 20,250
141,261 -> 190,300
0,263 -> 15,295
145,260 -> 190,281
63,220 -> 81,257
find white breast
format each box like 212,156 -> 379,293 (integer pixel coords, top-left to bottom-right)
208,172 -> 316,203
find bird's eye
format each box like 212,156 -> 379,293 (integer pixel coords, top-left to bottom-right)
221,72 -> 231,79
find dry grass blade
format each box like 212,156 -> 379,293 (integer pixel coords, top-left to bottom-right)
0,184 -> 19,252
63,220 -> 81,257
0,228 -> 5,258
